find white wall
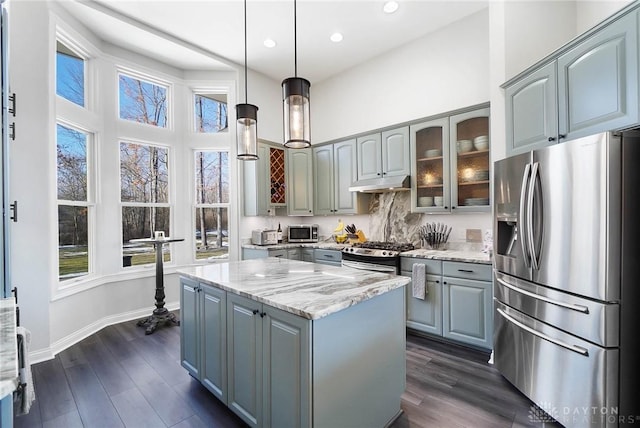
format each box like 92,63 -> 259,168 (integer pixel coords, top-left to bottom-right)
576,0 -> 634,33
311,9 -> 490,144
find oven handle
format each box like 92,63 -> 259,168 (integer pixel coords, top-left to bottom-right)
497,307 -> 589,357
341,259 -> 397,273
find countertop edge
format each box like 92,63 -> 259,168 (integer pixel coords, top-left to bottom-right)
400,250 -> 492,265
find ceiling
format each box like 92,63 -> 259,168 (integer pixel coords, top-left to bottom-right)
58,0 -> 488,84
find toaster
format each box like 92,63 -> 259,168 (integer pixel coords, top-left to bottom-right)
251,230 -> 278,246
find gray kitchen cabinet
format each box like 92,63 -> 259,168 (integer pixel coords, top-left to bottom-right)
505,61 -> 558,156
313,139 -> 368,215
244,143 -> 287,216
313,248 -> 342,266
301,248 -> 314,262
356,126 -> 410,181
242,248 -> 287,260
287,248 -> 301,260
401,258 -> 443,336
410,106 -> 490,213
557,11 -> 638,142
401,258 -> 493,349
504,9 -> 638,156
180,276 -> 200,379
227,293 -> 311,428
287,148 -> 314,216
180,279 -> 228,402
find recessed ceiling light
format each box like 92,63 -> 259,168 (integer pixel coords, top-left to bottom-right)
383,1 -> 399,14
263,39 -> 276,48
330,32 -> 343,43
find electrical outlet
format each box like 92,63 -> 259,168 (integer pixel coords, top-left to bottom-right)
466,228 -> 482,242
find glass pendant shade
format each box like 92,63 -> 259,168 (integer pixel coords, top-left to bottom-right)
236,103 -> 259,160
282,77 -> 311,149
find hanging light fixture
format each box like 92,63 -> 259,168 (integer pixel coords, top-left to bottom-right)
236,0 -> 259,160
282,0 -> 311,149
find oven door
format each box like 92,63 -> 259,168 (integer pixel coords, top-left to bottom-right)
341,252 -> 398,273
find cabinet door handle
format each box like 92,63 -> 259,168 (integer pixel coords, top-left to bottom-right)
451,206 -> 456,210
444,206 -> 448,209
558,134 -> 566,140
443,281 -> 447,285
260,312 -> 266,318
547,136 -> 556,142
252,309 -> 259,315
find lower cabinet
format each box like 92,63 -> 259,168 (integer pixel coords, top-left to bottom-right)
242,248 -> 287,260
313,249 -> 342,266
401,258 -> 493,349
301,248 -> 314,262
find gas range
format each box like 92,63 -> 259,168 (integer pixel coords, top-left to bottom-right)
341,241 -> 415,273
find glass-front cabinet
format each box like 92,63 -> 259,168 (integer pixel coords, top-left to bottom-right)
410,106 -> 490,213
450,108 -> 490,212
410,118 -> 451,212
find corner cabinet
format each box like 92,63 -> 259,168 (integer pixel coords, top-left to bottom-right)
505,9 -> 638,156
244,143 -> 287,216
286,148 -> 314,216
356,126 -> 410,180
313,139 -> 368,215
410,107 -> 490,213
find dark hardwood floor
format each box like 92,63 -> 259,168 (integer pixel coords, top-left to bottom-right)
13,313 -> 556,428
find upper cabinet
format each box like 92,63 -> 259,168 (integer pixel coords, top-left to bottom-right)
286,148 -> 314,216
410,107 -> 490,213
505,9 -> 638,156
313,139 -> 368,215
356,126 -> 410,180
244,143 -> 286,216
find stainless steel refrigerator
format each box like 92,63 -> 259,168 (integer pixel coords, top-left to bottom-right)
493,131 -> 640,427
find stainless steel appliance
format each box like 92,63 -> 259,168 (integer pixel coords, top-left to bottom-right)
342,241 -> 414,273
493,131 -> 640,427
250,229 -> 277,246
287,224 -> 318,243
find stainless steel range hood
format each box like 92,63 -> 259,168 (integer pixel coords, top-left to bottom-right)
348,175 -> 410,193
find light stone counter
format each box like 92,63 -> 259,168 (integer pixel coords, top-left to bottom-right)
241,241 -> 346,251
400,248 -> 491,265
0,298 -> 18,399
178,257 -> 409,320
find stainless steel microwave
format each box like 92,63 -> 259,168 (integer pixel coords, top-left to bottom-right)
288,224 -> 319,243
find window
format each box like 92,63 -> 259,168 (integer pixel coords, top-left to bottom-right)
194,150 -> 229,260
56,40 -> 85,106
194,94 -> 228,133
119,72 -> 168,128
120,142 -> 171,266
57,124 -> 92,281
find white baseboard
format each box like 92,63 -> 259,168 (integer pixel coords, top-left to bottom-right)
29,301 -> 180,365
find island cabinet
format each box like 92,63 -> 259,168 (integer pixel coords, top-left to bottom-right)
179,258 -> 408,428
227,293 -> 311,428
180,277 -> 227,401
401,258 -> 493,349
356,126 -> 410,180
244,143 -> 287,216
313,139 -> 368,215
410,106 -> 490,213
287,148 -> 314,216
505,9 -> 638,156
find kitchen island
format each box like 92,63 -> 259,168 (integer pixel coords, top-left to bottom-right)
178,257 -> 409,428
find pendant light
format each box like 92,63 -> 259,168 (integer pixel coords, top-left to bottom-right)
236,0 -> 259,160
282,0 -> 311,149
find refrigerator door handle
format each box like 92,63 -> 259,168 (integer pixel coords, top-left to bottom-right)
495,275 -> 590,314
519,163 -> 532,268
527,162 -> 540,270
496,308 -> 589,356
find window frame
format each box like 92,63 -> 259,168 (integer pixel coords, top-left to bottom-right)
55,31 -> 89,109
117,67 -> 173,130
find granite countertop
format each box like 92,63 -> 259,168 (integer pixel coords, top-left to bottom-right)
400,248 -> 491,264
0,298 -> 18,399
242,241 -> 346,251
178,258 -> 409,320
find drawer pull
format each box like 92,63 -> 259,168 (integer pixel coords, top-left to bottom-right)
457,269 -> 474,273
496,276 -> 589,314
497,308 -> 589,356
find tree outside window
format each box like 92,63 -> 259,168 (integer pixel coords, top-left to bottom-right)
194,94 -> 228,133
56,41 -> 85,107
120,142 -> 171,266
194,150 -> 229,260
119,73 -> 168,128
57,124 -> 91,281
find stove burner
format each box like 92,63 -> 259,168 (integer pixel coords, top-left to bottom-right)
352,241 -> 415,252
